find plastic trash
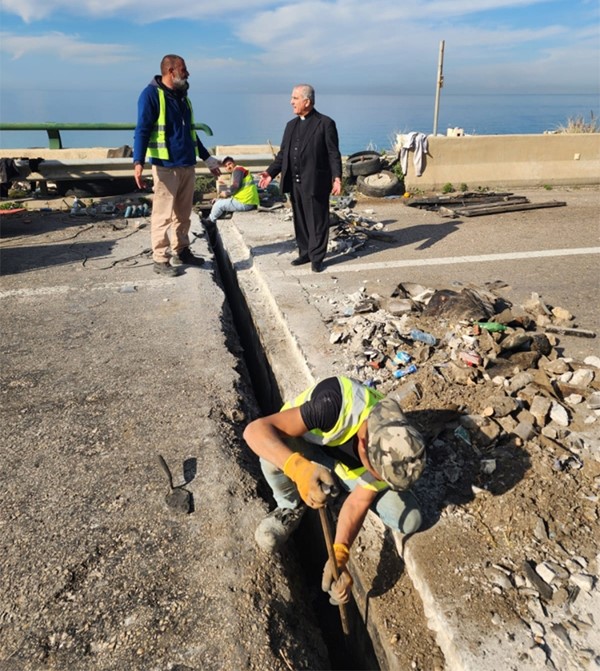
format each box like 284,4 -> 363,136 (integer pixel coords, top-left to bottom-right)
459,351 -> 482,367
475,322 -> 507,333
394,351 -> 412,365
409,329 -> 437,346
393,364 -> 417,379
70,197 -> 84,215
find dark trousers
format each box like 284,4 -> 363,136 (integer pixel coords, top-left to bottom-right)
290,182 -> 330,264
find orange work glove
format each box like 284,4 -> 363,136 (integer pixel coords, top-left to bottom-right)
282,453 -> 334,508
321,542 -> 353,605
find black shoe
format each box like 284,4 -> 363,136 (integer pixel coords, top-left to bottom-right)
153,261 -> 179,277
177,247 -> 205,266
291,255 -> 310,267
311,261 -> 324,273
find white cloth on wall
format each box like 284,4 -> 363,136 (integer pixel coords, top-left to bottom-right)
400,132 -> 429,177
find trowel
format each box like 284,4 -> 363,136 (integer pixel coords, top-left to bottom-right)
157,454 -> 192,514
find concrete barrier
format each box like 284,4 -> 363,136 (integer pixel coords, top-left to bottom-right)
2,135 -> 598,193
397,133 -> 600,191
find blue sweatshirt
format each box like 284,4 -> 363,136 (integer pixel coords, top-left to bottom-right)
133,76 -> 210,168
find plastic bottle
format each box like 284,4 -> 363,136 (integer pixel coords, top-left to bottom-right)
475,322 -> 507,333
409,328 -> 437,346
70,197 -> 82,215
393,364 -> 417,379
394,351 -> 412,365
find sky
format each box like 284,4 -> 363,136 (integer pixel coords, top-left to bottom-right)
0,0 -> 598,143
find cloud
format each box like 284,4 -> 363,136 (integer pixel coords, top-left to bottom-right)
0,32 -> 136,64
0,0 -> 280,23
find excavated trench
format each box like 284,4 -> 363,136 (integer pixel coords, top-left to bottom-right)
205,220 -> 381,670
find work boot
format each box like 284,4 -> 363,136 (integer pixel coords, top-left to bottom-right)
255,506 -> 305,552
175,247 -> 205,267
153,261 -> 179,277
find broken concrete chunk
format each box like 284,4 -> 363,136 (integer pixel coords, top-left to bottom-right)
500,330 -> 532,352
550,402 -> 570,427
529,395 -> 552,427
533,516 -> 548,541
587,391 -> 600,410
514,421 -> 536,442
508,371 -> 535,394
485,566 -> 512,590
488,395 -> 519,417
551,306 -> 573,322
540,358 -> 571,376
570,368 -> 594,388
385,298 -> 414,315
535,561 -> 560,585
583,355 -> 600,369
570,574 -> 595,592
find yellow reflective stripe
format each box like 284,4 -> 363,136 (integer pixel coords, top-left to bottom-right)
147,91 -> 197,160
326,377 -> 382,446
148,88 -> 169,159
334,462 -> 388,492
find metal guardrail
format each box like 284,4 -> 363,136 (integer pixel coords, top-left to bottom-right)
0,122 -> 213,150
25,155 -> 273,181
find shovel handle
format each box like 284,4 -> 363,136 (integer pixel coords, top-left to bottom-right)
319,506 -> 351,637
157,454 -> 175,490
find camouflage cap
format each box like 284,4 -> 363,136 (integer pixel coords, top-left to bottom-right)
366,396 -> 426,490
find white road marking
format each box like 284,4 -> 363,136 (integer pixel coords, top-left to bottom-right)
316,246 -> 600,273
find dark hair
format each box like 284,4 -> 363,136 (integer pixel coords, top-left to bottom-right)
221,156 -> 235,165
161,54 -> 183,75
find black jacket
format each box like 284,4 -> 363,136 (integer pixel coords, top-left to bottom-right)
267,110 -> 342,197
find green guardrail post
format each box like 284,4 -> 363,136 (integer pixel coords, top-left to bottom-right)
47,128 -> 63,150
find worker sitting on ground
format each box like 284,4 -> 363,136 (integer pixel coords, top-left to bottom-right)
243,375 -> 426,605
203,156 -> 259,225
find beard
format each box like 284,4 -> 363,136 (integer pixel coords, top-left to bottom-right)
172,76 -> 189,92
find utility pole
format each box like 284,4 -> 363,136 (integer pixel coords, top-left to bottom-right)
433,40 -> 445,136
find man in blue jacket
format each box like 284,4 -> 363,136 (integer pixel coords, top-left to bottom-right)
134,54 -> 221,277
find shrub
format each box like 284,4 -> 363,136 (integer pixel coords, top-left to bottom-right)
554,112 -> 599,134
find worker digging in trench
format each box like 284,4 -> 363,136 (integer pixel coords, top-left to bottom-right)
243,375 -> 426,605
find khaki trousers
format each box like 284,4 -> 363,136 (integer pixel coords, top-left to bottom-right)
150,165 -> 196,263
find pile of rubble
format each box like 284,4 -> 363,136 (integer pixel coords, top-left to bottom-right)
326,280 -> 600,668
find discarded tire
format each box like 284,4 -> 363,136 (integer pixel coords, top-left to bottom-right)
356,171 -> 402,198
345,151 -> 382,177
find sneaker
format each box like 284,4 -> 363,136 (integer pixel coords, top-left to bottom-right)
255,506 -> 305,552
153,261 -> 179,277
176,247 -> 205,266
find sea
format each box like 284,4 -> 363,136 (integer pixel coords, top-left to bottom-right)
1,92 -> 598,156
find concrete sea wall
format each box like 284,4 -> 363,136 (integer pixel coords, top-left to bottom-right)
398,133 -> 600,191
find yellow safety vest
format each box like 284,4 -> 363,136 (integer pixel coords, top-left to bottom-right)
233,167 -> 260,206
147,88 -> 197,160
282,377 -> 388,491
